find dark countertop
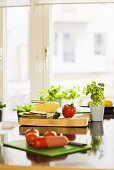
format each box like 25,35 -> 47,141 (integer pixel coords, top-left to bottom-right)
0,117 -> 114,169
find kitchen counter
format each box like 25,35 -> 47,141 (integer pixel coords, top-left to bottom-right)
0,116 -> 114,170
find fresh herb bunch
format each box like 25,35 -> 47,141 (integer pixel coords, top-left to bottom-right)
62,86 -> 80,101
0,102 -> 6,109
39,85 -> 63,101
13,103 -> 34,113
39,85 -> 80,102
83,80 -> 105,106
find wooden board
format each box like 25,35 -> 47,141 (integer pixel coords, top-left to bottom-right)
19,125 -> 89,135
18,113 -> 90,127
3,139 -> 91,157
0,165 -> 108,170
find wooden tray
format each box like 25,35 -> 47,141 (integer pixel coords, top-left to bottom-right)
18,113 -> 90,127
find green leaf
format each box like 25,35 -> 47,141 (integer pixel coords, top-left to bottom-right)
13,103 -> 34,112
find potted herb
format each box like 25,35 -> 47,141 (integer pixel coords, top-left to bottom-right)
0,102 -> 6,122
83,80 -> 105,121
91,136 -> 103,154
90,122 -> 104,155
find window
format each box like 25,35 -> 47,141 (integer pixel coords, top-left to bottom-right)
5,7 -> 30,120
1,1 -> 114,120
63,33 -> 75,62
51,4 -> 114,102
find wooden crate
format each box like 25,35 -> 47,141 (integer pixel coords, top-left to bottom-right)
18,113 -> 90,127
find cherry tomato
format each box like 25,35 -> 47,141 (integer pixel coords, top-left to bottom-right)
33,137 -> 47,149
25,128 -> 39,137
26,132 -> 38,145
44,131 -> 57,137
64,134 -> 76,141
62,103 -> 76,118
33,155 -> 48,163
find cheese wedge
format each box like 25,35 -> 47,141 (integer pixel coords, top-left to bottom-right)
34,102 -> 60,113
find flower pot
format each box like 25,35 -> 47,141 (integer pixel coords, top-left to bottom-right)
0,109 -> 3,130
90,105 -> 104,122
90,122 -> 104,136
54,99 -> 62,106
0,109 -> 2,122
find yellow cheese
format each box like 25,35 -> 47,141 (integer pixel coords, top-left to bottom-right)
34,102 -> 60,113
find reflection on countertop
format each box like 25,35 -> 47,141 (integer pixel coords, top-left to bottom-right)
0,117 -> 114,168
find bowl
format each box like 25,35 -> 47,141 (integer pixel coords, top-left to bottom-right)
104,106 -> 114,114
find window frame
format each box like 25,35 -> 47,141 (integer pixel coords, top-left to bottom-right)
0,8 -> 4,102
30,3 -> 51,99
0,1 -> 51,111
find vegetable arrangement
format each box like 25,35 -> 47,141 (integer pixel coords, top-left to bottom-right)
25,128 -> 68,149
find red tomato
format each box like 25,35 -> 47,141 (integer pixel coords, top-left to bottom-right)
62,104 -> 76,118
26,132 -> 38,145
44,131 -> 57,137
33,137 -> 47,149
64,134 -> 76,141
26,152 -> 35,161
25,128 -> 39,137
